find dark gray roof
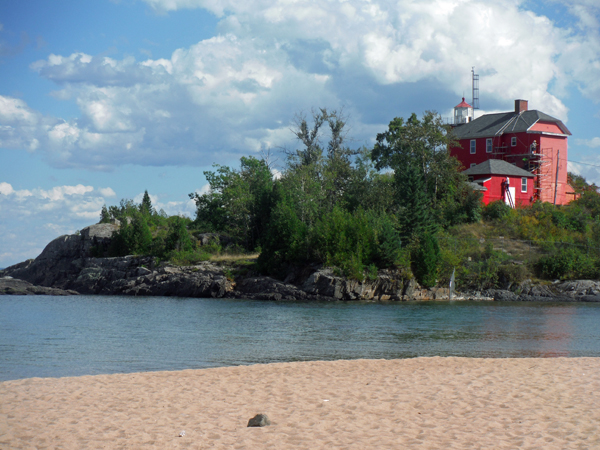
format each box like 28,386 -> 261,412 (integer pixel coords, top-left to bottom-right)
451,110 -> 571,139
462,159 -> 535,178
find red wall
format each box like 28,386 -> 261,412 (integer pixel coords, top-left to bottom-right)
530,122 -> 563,134
451,123 -> 570,205
471,174 -> 533,206
537,134 -> 569,204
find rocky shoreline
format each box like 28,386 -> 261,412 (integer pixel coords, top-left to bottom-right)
2,224 -> 600,302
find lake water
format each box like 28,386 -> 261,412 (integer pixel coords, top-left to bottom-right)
1,295 -> 600,381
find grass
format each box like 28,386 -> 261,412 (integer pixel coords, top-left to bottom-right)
208,253 -> 259,263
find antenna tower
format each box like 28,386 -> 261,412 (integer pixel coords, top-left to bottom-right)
472,67 -> 479,109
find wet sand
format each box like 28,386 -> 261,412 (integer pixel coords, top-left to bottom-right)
1,357 -> 599,449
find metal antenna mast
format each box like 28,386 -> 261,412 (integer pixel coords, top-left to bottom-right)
472,67 -> 479,109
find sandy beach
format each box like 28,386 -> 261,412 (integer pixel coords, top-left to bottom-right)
1,357 -> 599,449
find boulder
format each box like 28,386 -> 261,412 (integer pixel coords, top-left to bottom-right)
234,276 -> 313,301
247,414 -> 270,427
0,277 -> 78,295
301,268 -> 407,301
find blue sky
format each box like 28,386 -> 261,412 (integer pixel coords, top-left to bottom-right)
1,0 -> 599,267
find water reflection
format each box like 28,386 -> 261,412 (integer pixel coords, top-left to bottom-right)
1,297 -> 599,380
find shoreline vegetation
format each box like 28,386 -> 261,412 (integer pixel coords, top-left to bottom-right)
3,110 -> 600,300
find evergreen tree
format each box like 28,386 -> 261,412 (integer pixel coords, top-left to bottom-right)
165,216 -> 193,253
412,233 -> 441,288
130,214 -> 153,254
394,159 -> 437,237
99,205 -> 111,224
140,190 -> 154,216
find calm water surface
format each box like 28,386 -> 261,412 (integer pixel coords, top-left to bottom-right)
1,295 -> 599,380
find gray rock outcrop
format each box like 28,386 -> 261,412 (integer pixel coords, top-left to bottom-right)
0,224 -> 233,298
0,277 -> 78,296
2,224 -> 600,302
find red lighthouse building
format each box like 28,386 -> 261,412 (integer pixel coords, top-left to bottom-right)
450,99 -> 573,206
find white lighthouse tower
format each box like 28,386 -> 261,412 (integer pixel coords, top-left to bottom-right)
454,97 -> 474,125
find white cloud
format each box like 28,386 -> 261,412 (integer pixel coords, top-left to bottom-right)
99,187 -> 116,197
576,137 -> 600,148
0,183 -> 118,266
0,0 -> 597,169
196,183 -> 211,195
0,182 -> 14,195
38,184 -> 94,201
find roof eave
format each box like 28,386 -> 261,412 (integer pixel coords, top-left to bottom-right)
527,131 -> 570,137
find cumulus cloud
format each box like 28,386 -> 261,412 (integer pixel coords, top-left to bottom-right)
99,187 -> 117,197
0,182 -> 117,266
576,137 -> 600,148
0,181 -> 14,195
0,0 -> 597,169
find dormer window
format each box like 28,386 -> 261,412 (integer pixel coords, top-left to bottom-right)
511,137 -> 517,147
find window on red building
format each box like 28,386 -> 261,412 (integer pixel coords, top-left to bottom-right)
511,137 -> 517,147
486,138 -> 492,153
521,177 -> 527,193
470,140 -> 476,154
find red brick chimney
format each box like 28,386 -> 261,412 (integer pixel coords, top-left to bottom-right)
515,99 -> 528,113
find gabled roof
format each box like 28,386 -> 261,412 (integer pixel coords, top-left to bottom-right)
462,159 -> 535,178
451,110 -> 571,139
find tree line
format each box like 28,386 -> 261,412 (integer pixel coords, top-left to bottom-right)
188,109 -> 481,285
99,109 -> 600,287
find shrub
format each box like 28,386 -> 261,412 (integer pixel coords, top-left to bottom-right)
306,207 -> 404,279
482,200 -> 513,221
497,263 -> 530,287
537,247 -> 599,280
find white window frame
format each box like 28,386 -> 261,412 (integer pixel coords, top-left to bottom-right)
521,177 -> 527,193
470,140 -> 476,154
486,138 -> 492,153
511,136 -> 517,147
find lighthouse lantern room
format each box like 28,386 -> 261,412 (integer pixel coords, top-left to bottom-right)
454,97 -> 474,125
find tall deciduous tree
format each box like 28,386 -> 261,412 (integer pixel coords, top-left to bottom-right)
189,156 -> 274,250
371,111 -> 463,236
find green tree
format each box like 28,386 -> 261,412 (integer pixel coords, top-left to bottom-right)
568,172 -> 598,194
189,156 -> 274,250
371,111 -> 464,236
140,190 -> 154,216
257,193 -> 310,274
412,233 -> 441,288
165,216 -> 194,253
344,147 -> 395,213
99,205 -> 111,224
130,214 -> 153,254
108,212 -> 152,256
